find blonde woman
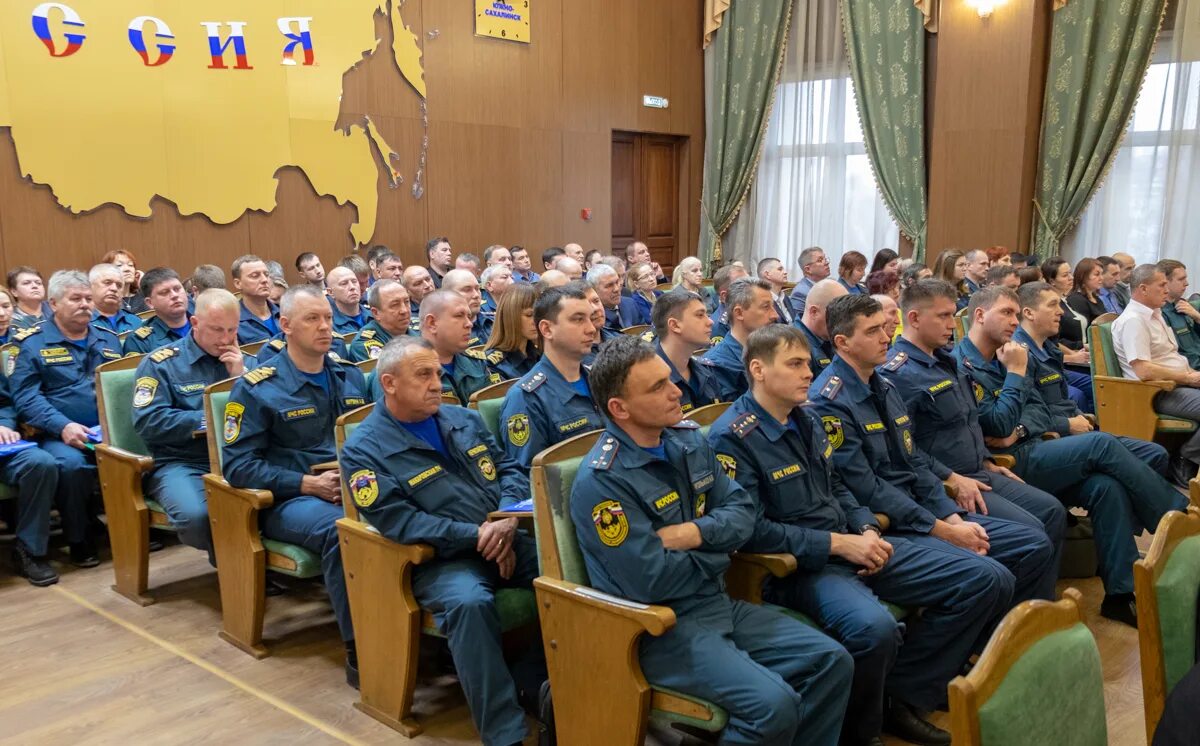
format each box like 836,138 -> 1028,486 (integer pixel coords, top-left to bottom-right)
672,256 -> 717,314
627,262 -> 662,326
483,283 -> 540,380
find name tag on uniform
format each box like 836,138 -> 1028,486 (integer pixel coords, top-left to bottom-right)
864,422 -> 885,433
556,416 -> 591,434
466,444 -> 489,457
653,491 -> 680,510
1037,373 -> 1062,385
692,472 -> 715,492
894,415 -> 910,426
342,397 -> 365,408
40,347 -> 72,365
101,349 -> 122,360
769,463 -> 803,482
175,383 -> 206,395
407,465 -> 443,488
928,379 -> 953,394
283,406 -> 317,421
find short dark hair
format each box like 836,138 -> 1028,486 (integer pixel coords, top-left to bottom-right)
1017,281 -> 1057,310
294,252 -> 318,271
190,264 -> 226,292
826,294 -> 882,341
230,254 -> 265,279
900,263 -> 928,288
139,267 -> 181,298
967,285 -> 1019,317
899,278 -> 957,315
1040,256 -> 1069,285
1097,255 -> 1118,270
870,249 -> 899,274
366,245 -> 392,266
457,252 -> 480,268
425,236 -> 450,259
839,251 -> 868,274
756,257 -> 782,278
375,251 -> 402,267
1157,259 -> 1186,280
1017,266 -> 1043,285
339,254 -> 369,275
588,335 -> 657,417
534,283 -> 587,327
713,264 -> 747,295
725,277 -> 772,313
743,325 -> 810,382
1131,263 -> 1163,289
651,288 -> 704,338
7,265 -> 41,290
985,265 -> 1018,286
541,247 -> 564,269
865,269 -> 899,296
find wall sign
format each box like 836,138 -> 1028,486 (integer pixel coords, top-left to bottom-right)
475,0 -> 530,43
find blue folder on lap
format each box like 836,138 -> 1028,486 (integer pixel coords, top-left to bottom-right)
0,440 -> 37,457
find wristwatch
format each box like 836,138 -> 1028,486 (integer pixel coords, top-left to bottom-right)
1014,424 -> 1029,442
860,524 -> 880,536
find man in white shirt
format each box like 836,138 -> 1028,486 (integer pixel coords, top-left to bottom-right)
1112,264 -> 1200,479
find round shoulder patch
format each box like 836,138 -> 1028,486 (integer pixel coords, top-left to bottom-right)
223,402 -> 245,444
132,376 -> 159,408
591,500 -> 629,547
350,469 -> 379,508
507,413 -> 530,447
821,416 -> 844,450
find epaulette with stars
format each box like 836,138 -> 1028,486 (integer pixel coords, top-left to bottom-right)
589,434 -> 619,470
729,412 -> 760,439
267,339 -> 286,351
881,352 -> 908,372
13,326 -> 40,342
519,370 -> 547,393
134,325 -> 154,339
486,349 -> 505,365
149,347 -> 178,363
464,347 -> 487,361
243,366 -> 277,385
817,376 -> 843,400
359,329 -> 376,340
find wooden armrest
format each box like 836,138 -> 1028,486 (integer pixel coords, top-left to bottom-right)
335,517 -> 435,565
731,552 -> 797,578
488,510 -> 533,521
1095,375 -> 1177,392
95,443 -> 155,473
990,454 -> 1016,469
533,576 -> 675,636
310,461 -> 339,474
202,474 -> 274,509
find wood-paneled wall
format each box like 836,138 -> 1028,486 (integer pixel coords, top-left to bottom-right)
926,0 -> 1051,263
0,0 -> 704,283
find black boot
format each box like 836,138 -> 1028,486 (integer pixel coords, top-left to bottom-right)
884,698 -> 950,746
12,544 -> 58,587
69,539 -> 100,568
345,640 -> 359,690
1100,592 -> 1137,627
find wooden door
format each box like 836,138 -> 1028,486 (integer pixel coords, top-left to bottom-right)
611,131 -> 682,274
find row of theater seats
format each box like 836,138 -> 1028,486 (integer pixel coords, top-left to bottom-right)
71,339 -> 1200,745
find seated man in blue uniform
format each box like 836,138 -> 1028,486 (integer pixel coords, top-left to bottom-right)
347,279 -> 413,362
809,294 -> 1055,606
10,269 -> 125,567
499,283 -> 602,468
325,266 -> 367,335
442,269 -> 492,345
880,280 -> 1067,575
572,335 -> 853,746
651,288 -> 722,414
954,285 -> 1187,626
709,264 -> 749,345
1014,281 -> 1172,477
221,284 -> 368,686
231,255 -> 280,344
124,268 -> 193,355
587,264 -> 639,331
701,278 -> 778,400
132,289 -> 252,558
372,289 -> 497,403
710,325 -> 1012,746
89,263 -> 142,335
341,336 -> 545,746
794,279 -> 848,378
0,370 -> 59,586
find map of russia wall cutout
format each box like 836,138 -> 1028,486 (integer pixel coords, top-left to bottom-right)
0,1 -> 427,246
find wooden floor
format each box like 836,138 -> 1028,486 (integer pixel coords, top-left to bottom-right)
0,537 -> 1151,746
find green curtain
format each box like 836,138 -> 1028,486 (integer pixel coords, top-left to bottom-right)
1032,0 -> 1169,258
700,0 -> 792,269
841,0 -> 928,261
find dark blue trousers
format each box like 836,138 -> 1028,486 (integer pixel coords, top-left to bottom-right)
40,440 -> 96,545
0,446 -> 58,555
144,461 -> 211,554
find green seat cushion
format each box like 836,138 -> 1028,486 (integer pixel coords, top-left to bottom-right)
421,588 -> 537,637
541,455 -> 588,585
1156,414 -> 1198,433
261,539 -> 322,578
649,686 -> 729,733
977,623 -> 1106,746
208,390 -> 231,472
478,398 -> 505,440
1094,323 -> 1120,379
1156,534 -> 1200,693
99,368 -> 151,456
143,499 -> 178,533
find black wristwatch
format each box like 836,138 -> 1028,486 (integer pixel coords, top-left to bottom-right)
860,524 -> 880,536
1014,424 -> 1029,442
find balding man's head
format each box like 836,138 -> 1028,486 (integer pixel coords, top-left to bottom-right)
803,279 -> 849,339
537,269 -> 569,291
1112,252 -> 1136,283
556,257 -> 583,280
441,268 -> 483,316
402,266 -> 436,303
419,289 -> 473,357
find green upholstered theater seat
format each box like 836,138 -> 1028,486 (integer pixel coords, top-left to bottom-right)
1092,322 -> 1199,437
207,386 -> 321,579
976,623 -> 1106,746
476,396 -> 506,440
1152,533 -> 1200,695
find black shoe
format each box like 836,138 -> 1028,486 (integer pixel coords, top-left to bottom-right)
884,698 -> 950,746
148,538 -> 165,552
1168,458 -> 1196,489
345,640 -> 360,690
537,679 -> 555,746
69,541 -> 100,568
12,545 -> 58,587
1101,592 -> 1138,627
265,576 -> 287,597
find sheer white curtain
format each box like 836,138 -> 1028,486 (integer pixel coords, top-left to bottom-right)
722,0 -> 897,273
1064,0 -> 1200,267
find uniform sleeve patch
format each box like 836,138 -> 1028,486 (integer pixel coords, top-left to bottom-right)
350,469 -> 379,508
4,347 -> 17,376
591,500 -> 629,547
223,402 -> 245,444
507,413 -> 530,446
132,376 -> 159,408
716,453 -> 737,480
822,416 -> 844,449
